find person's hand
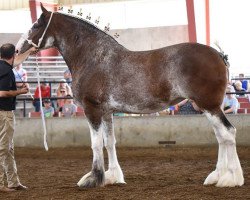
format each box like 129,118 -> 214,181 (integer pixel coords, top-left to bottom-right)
28,47 -> 39,54
19,84 -> 29,94
14,47 -> 39,66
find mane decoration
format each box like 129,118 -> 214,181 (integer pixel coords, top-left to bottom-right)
57,5 -> 120,39
214,42 -> 230,67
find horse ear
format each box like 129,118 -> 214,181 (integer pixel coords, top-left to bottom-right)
40,3 -> 49,15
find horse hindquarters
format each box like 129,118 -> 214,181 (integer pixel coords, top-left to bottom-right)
204,110 -> 244,187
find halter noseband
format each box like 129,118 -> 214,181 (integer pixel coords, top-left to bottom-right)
26,12 -> 54,48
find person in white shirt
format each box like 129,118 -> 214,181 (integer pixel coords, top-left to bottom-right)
13,64 -> 27,88
222,86 -> 239,114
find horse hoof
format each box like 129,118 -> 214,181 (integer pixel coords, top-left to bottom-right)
216,170 -> 244,187
105,169 -> 126,185
204,170 -> 219,185
77,171 -> 104,188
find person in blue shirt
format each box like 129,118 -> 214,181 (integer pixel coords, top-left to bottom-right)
239,73 -> 248,91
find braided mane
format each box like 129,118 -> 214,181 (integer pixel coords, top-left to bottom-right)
56,10 -> 117,41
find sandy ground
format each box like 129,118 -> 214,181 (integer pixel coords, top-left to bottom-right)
1,146 -> 250,200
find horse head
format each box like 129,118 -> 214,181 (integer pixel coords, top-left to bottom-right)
16,3 -> 54,54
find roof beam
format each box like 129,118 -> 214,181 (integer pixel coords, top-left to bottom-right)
0,0 -> 137,10
205,0 -> 210,46
186,0 -> 197,43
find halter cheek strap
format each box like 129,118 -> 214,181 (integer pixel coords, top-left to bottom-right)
26,12 -> 54,48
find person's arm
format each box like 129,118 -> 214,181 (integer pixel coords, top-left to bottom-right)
56,88 -> 61,96
68,86 -> 73,96
177,99 -> 188,107
13,47 -> 37,66
0,87 -> 28,97
224,107 -> 235,114
191,101 -> 200,111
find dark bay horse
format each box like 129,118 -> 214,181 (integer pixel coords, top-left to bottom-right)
17,4 -> 244,188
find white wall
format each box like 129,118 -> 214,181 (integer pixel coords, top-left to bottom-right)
0,10 -> 31,33
14,115 -> 250,148
209,0 -> 250,76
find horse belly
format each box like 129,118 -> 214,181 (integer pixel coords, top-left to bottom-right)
108,95 -> 167,114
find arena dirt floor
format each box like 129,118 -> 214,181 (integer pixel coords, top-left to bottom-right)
1,146 -> 250,200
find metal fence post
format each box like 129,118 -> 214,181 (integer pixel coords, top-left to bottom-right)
23,99 -> 26,117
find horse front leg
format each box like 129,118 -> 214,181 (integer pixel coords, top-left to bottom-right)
77,111 -> 105,188
102,114 -> 125,185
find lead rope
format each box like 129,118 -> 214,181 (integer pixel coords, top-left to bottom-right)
35,54 -> 49,151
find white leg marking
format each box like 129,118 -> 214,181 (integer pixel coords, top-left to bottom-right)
217,140 -> 244,187
77,121 -> 105,187
103,115 -> 125,185
204,143 -> 227,185
204,112 -> 244,187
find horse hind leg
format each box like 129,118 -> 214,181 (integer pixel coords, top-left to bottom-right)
102,114 -> 125,185
77,113 -> 105,188
204,109 -> 244,187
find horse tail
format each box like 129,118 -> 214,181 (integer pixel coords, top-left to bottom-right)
214,42 -> 230,80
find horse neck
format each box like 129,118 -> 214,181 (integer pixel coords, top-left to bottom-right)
53,14 -> 123,69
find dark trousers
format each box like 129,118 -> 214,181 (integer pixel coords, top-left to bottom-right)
33,100 -> 41,112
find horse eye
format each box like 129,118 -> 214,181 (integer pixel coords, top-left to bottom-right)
33,23 -> 40,29
33,24 -> 38,29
